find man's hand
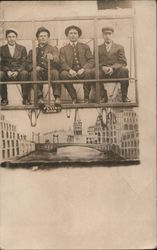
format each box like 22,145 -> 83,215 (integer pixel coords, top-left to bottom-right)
77,68 -> 85,76
11,71 -> 18,79
106,67 -> 113,75
36,66 -> 44,72
7,71 -> 13,78
102,66 -> 113,75
47,53 -> 53,60
69,69 -> 77,77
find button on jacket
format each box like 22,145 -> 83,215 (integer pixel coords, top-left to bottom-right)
26,43 -> 60,71
60,42 -> 94,71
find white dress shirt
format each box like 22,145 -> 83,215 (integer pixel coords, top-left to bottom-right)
8,44 -> 16,57
70,41 -> 78,47
105,41 -> 112,53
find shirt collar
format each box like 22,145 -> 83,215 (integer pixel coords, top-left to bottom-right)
8,43 -> 16,48
105,41 -> 112,47
38,43 -> 48,48
70,41 -> 78,46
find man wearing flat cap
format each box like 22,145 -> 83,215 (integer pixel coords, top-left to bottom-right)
0,28 -> 30,105
26,27 -> 61,105
60,25 -> 94,103
98,26 -> 130,102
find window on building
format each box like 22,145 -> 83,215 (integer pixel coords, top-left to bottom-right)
114,131 -> 116,136
17,148 -> 19,155
134,124 -> 138,130
9,124 -> 11,131
131,133 -> 134,139
1,122 -> 3,129
128,141 -> 130,147
17,134 -> 20,139
129,124 -> 133,130
134,141 -> 137,147
1,130 -> 4,138
7,149 -> 10,158
10,132 -> 12,138
16,140 -> 19,146
3,140 -> 5,148
122,142 -> 124,147
131,141 -> 133,147
125,142 -> 127,147
2,150 -> 5,159
12,148 -> 15,157
124,124 -> 128,130
13,132 -> 15,139
127,134 -> 130,139
6,131 -> 9,138
7,140 -> 10,147
12,140 -> 14,147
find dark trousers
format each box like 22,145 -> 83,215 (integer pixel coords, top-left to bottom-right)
84,69 -> 107,99
0,70 -> 30,101
85,67 -> 129,101
99,67 -> 129,101
31,69 -> 61,98
60,69 -> 94,100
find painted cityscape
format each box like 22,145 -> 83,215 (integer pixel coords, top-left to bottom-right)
0,107 -> 139,166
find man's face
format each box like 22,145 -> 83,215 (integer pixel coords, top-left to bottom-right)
67,29 -> 79,42
7,32 -> 17,46
37,32 -> 49,45
103,31 -> 113,43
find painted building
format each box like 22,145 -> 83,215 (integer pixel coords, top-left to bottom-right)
86,108 -> 139,159
0,113 -> 35,162
43,128 -> 74,144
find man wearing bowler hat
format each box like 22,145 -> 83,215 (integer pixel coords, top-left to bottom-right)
26,27 -> 61,105
0,28 -> 30,105
60,25 -> 94,103
98,26 -> 130,102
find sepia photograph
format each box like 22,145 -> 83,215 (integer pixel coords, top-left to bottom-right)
0,0 -> 156,249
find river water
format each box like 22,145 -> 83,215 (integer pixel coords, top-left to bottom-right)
20,146 -> 107,162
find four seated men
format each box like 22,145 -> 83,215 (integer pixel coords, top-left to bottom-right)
0,25 -> 130,106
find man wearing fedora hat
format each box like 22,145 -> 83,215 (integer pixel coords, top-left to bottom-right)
26,27 -> 61,105
98,26 -> 130,102
60,25 -> 94,103
0,28 -> 30,105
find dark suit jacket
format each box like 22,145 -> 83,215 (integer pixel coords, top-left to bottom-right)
26,44 -> 59,72
98,42 -> 127,70
60,42 -> 94,71
0,43 -> 27,72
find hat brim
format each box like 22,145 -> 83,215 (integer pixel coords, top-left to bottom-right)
65,26 -> 82,37
36,29 -> 50,38
102,28 -> 114,33
6,29 -> 18,37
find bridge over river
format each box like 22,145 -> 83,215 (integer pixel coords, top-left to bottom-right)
35,142 -> 111,153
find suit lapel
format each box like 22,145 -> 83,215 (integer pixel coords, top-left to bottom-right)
77,42 -> 83,64
5,44 -> 12,57
13,44 -> 19,58
67,43 -> 73,67
108,42 -> 116,56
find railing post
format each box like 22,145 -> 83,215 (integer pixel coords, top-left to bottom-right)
32,21 -> 38,106
94,18 -> 100,103
47,55 -> 51,105
132,14 -> 139,106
